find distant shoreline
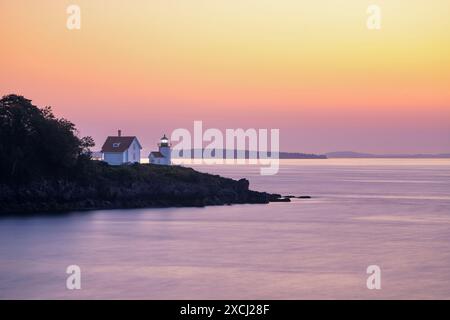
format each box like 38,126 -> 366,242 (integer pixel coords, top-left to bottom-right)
325,151 -> 450,159
92,149 -> 450,160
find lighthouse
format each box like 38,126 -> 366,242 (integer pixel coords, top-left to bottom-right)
149,134 -> 172,165
158,134 -> 171,165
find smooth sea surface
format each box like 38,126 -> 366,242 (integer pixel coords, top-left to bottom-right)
1,159 -> 450,299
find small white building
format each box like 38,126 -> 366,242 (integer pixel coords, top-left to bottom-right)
101,130 -> 142,165
149,134 -> 172,165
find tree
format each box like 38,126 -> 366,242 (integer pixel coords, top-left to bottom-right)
0,94 -> 95,184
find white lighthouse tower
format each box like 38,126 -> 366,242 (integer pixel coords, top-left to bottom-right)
158,134 -> 171,165
149,134 -> 172,165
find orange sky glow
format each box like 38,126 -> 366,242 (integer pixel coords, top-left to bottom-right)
1,0 -> 449,153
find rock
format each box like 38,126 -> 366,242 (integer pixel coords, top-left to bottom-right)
283,195 -> 312,199
0,163 -> 285,214
269,195 -> 291,202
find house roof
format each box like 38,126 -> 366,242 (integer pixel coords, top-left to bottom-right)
101,136 -> 142,153
149,151 -> 165,158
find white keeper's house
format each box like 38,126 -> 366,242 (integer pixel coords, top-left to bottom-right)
149,134 -> 172,166
101,130 -> 142,165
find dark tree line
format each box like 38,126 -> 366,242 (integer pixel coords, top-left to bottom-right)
0,94 -> 94,184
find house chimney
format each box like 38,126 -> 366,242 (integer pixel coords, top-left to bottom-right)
118,130 -> 122,137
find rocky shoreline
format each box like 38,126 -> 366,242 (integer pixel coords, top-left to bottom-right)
0,95 -> 295,215
0,163 -> 288,214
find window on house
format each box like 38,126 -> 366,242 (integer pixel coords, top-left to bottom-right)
113,143 -> 121,148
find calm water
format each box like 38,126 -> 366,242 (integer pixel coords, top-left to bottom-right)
1,159 -> 450,299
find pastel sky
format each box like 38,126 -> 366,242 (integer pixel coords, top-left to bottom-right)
1,0 -> 449,154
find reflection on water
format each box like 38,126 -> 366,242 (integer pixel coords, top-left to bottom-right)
0,159 -> 449,299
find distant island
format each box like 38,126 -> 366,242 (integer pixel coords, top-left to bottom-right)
0,95 -> 286,214
279,152 -> 327,159
326,151 -> 450,158
169,149 -> 327,159
168,150 -> 450,160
